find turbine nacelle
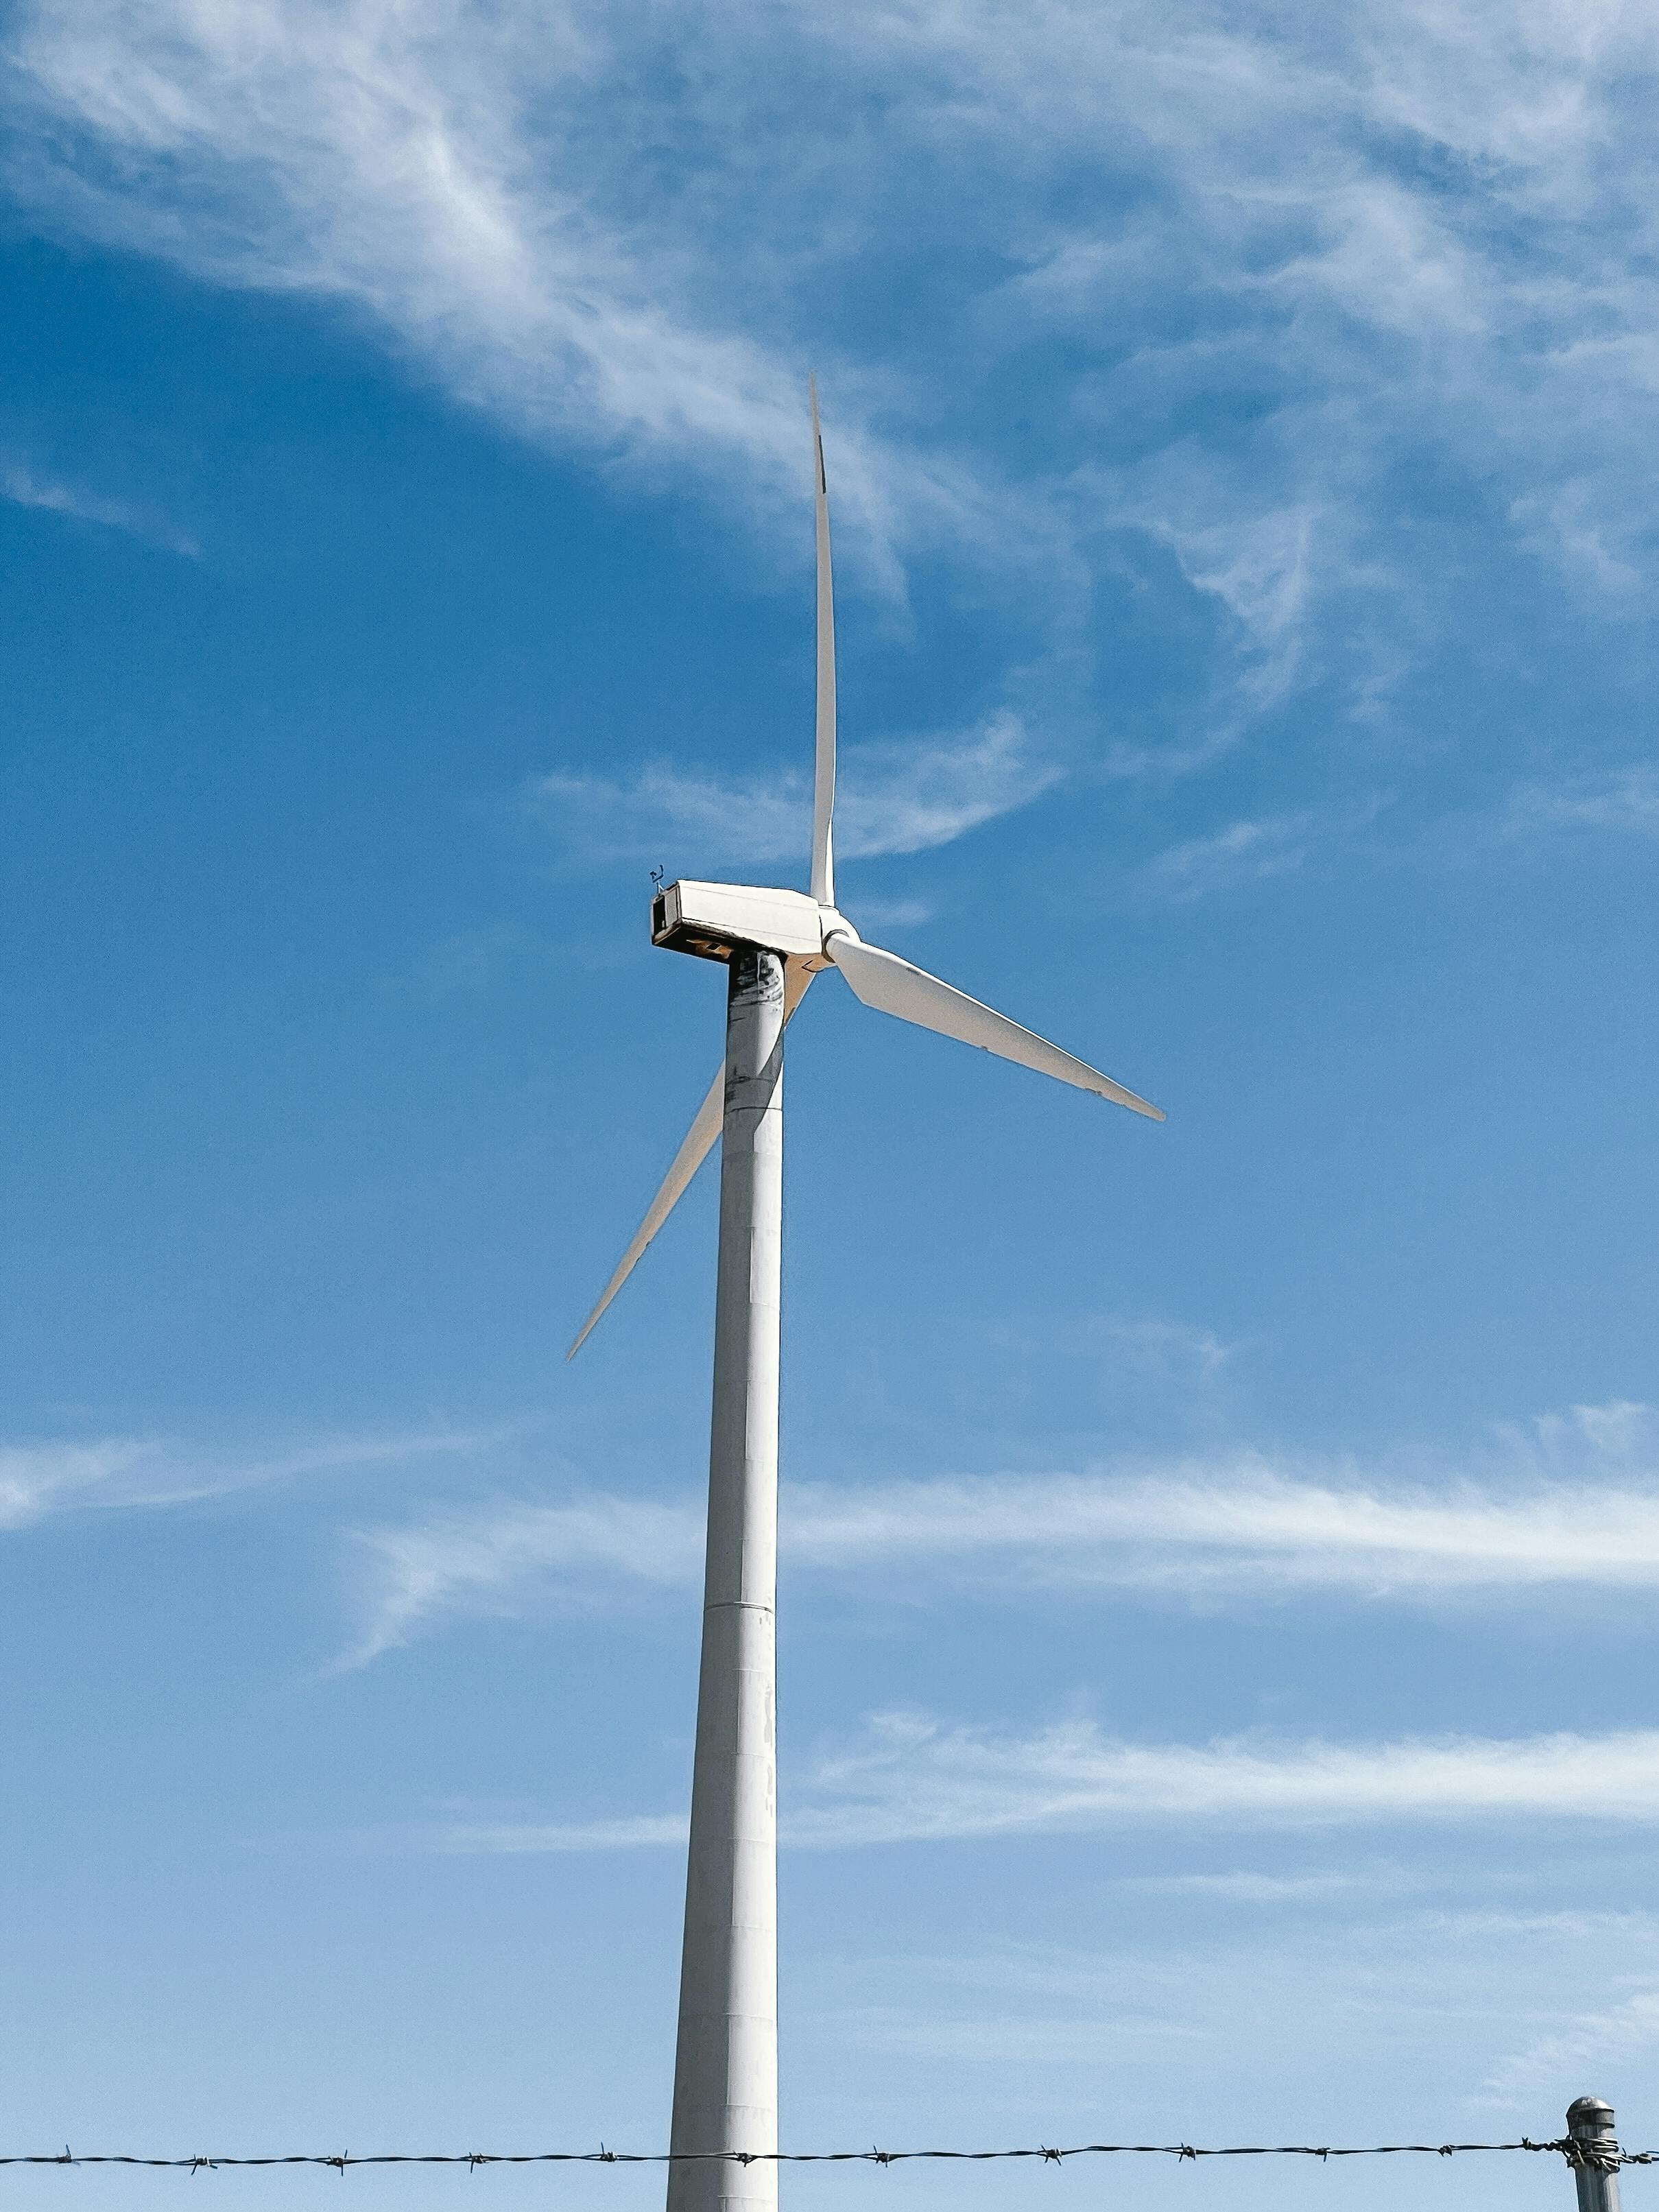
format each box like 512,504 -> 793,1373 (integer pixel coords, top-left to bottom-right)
651,878 -> 856,969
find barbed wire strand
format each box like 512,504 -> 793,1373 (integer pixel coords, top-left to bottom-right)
0,2137 -> 1646,2173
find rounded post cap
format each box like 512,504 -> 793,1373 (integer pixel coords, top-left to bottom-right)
1568,2097 -> 1616,2130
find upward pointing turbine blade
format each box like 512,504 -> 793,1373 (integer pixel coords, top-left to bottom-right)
809,377 -> 836,909
824,932 -> 1165,1119
566,962 -> 819,1357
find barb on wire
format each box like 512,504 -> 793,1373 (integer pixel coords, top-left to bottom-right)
1,2134 -> 1652,2172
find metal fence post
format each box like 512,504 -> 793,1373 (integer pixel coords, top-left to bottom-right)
1567,2098 -> 1623,2212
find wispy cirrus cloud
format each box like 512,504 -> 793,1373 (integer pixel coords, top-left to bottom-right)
1506,765 -> 1659,842
433,1809 -> 687,1855
0,1426 -> 494,1532
337,1401 -> 1659,1664
0,1438 -> 154,1530
1126,1867 -> 1388,1902
14,0 -> 1659,760
813,1910 -> 1659,2113
1104,494 -> 1326,739
1079,1316 -> 1234,1377
787,1715 -> 1659,1847
1483,1986 -> 1659,2101
1,460 -> 198,554
1141,797 -> 1390,901
335,1494 -> 700,1671
0,0 -> 962,593
532,712 -> 1058,872
427,1714 -> 1659,1853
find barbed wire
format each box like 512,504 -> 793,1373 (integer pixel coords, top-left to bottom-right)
0,2136 -> 1645,2174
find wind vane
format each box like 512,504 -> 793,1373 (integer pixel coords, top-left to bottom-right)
570,377 -> 1164,2212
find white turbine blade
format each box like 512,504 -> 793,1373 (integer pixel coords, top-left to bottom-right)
809,375 -> 837,909
566,1067 -> 723,1359
567,963 -> 818,1357
826,933 -> 1164,1119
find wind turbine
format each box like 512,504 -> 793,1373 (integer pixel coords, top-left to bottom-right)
569,383 -> 1163,2212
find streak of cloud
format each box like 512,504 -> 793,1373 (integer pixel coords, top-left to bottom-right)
335,1495 -> 701,1671
1141,798 -> 1391,901
425,1714 -> 1659,1851
788,1715 -> 1659,1846
1506,765 -> 1659,842
334,1400 -> 1659,1663
1,460 -> 198,553
0,1426 -> 499,1532
14,0 -> 1659,753
532,713 -> 1059,870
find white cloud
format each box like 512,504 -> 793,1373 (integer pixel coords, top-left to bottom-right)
425,1712 -> 1659,1851
1122,497 -> 1323,720
1506,765 -> 1659,841
844,895 -> 935,932
433,1811 -> 687,1854
1141,798 -> 1389,901
0,0 -> 962,591
0,1425 -> 494,1531
1171,505 -> 1317,645
337,1493 -> 702,1669
534,761 -> 805,872
1523,1398 -> 1655,1464
334,1399 -> 1659,1661
0,1439 -> 154,1529
1141,811 -> 1330,899
1126,1868 -> 1386,1901
1,460 -> 198,553
834,717 -> 1063,857
813,1910 -> 1659,2115
1086,1317 -> 1234,1377
790,1714 -> 1659,1846
1484,1987 -> 1659,2100
785,1462 -> 1659,1595
532,712 -> 1058,872
13,0 -> 1659,761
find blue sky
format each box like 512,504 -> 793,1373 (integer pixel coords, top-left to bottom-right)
3,1 -> 1659,2205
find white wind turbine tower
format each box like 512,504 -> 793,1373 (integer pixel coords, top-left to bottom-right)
569,384 -> 1163,2212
